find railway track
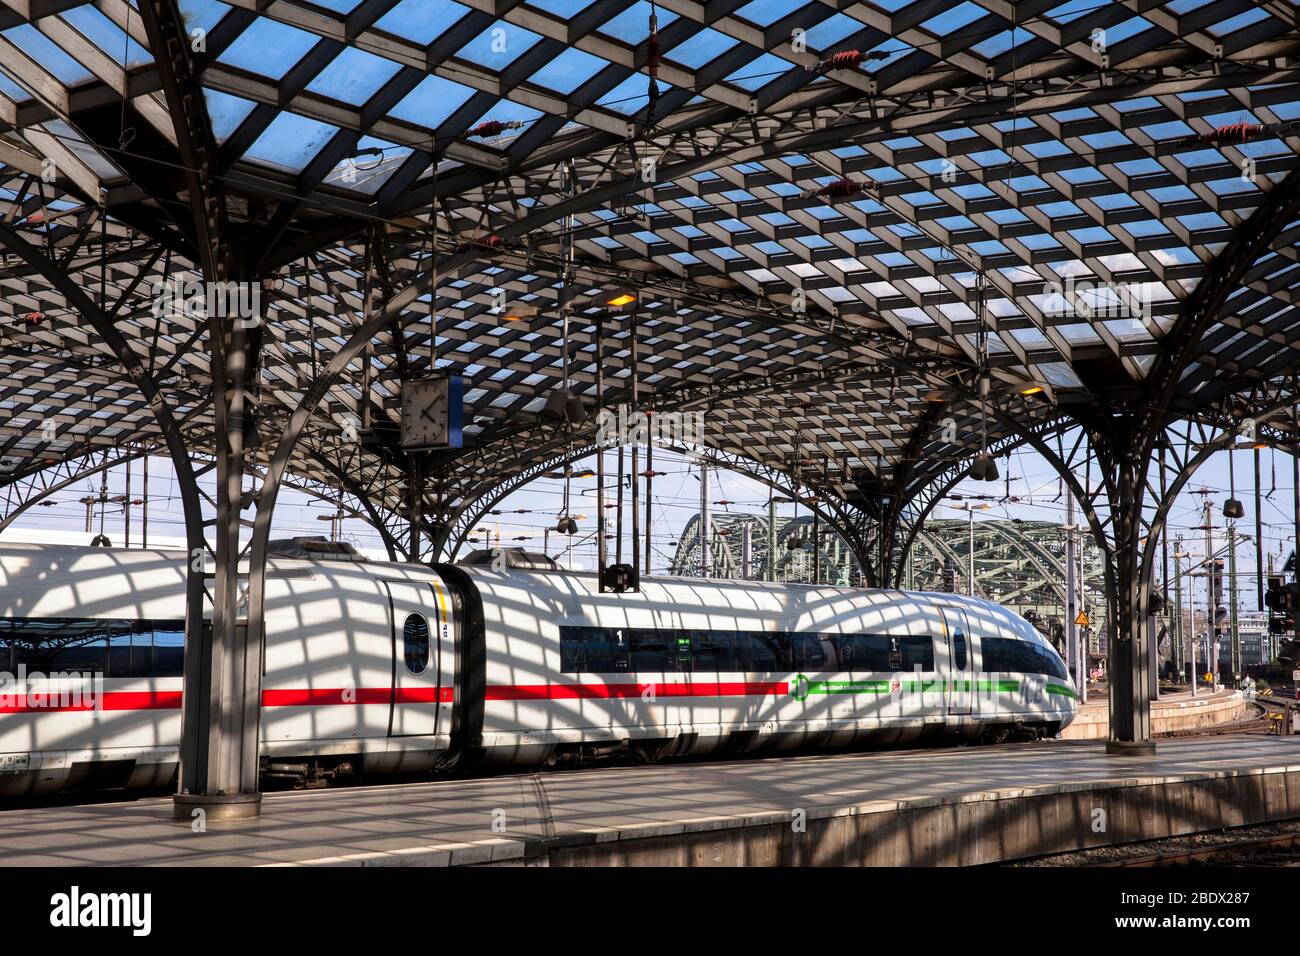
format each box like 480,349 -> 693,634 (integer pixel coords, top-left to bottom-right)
1103,831 -> 1300,867
1155,696 -> 1293,739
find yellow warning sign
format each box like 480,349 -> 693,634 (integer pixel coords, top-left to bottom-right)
1075,611 -> 1090,627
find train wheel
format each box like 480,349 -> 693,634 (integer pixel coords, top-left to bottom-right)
980,725 -> 1010,746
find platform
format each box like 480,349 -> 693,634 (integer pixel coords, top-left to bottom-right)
1059,688 -> 1253,739
1,736 -> 1299,866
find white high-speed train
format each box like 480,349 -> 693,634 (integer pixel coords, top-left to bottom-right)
0,541 -> 1077,796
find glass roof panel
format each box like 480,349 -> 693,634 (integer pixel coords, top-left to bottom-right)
375,0 -> 471,44
597,73 -> 678,114
305,47 -> 402,105
725,52 -> 793,91
1205,7 -> 1269,37
802,13 -> 863,48
179,0 -> 232,34
920,2 -> 988,36
597,1 -> 679,43
203,88 -> 258,144
2,25 -> 94,84
389,74 -> 478,129
972,26 -> 1034,59
244,110 -> 341,173
666,28 -> 740,70
322,136 -> 413,195
734,0 -> 799,27
457,21 -> 544,68
1046,0 -> 1097,24
61,6 -> 152,67
0,71 -> 31,103
217,17 -> 320,80
526,46 -> 608,94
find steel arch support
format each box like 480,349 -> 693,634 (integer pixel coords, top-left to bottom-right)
0,222 -> 212,780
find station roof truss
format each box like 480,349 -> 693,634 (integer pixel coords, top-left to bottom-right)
2,0 -> 1300,551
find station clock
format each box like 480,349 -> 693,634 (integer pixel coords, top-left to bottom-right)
401,375 -> 463,449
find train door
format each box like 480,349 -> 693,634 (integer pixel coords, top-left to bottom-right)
939,605 -> 973,716
383,579 -> 442,737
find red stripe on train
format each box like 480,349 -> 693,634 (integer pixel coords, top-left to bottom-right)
484,681 -> 788,701
0,691 -> 184,713
0,682 -> 785,712
0,687 -> 452,713
261,687 -> 454,706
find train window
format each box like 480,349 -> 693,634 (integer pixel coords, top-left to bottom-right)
559,626 -> 630,673
693,631 -> 741,671
629,628 -> 678,672
791,633 -> 827,670
1,618 -> 186,677
980,637 -> 1067,679
744,633 -> 785,671
151,624 -> 185,678
403,614 -> 430,674
897,636 -> 935,671
952,630 -> 968,670
556,626 -> 938,674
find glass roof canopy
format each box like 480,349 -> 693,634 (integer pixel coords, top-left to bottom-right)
0,0 -> 1298,537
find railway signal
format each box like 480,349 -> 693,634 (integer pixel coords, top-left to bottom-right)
1265,575 -> 1298,636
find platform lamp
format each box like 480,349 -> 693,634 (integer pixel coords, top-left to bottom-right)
968,372 -> 999,482
1224,446 -> 1245,519
968,275 -> 1000,484
598,292 -> 640,593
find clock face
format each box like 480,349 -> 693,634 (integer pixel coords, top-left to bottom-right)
401,377 -> 462,449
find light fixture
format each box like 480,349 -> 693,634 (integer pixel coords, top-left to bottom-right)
1223,498 -> 1245,519
565,392 -> 588,424
968,452 -> 999,482
1008,378 -> 1056,402
555,515 -> 578,535
607,294 -> 636,307
543,389 -> 569,421
501,304 -> 538,322
542,388 -> 588,425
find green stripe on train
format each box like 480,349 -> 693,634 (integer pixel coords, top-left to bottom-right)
790,676 -> 1022,701
1045,683 -> 1079,699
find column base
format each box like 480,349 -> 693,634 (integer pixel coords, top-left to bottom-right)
1105,739 -> 1157,756
173,791 -> 262,823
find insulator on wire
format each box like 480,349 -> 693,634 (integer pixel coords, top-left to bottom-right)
646,27 -> 660,79
1183,121 -> 1266,146
467,120 -> 526,139
799,178 -> 868,201
809,49 -> 889,74
454,233 -> 505,257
